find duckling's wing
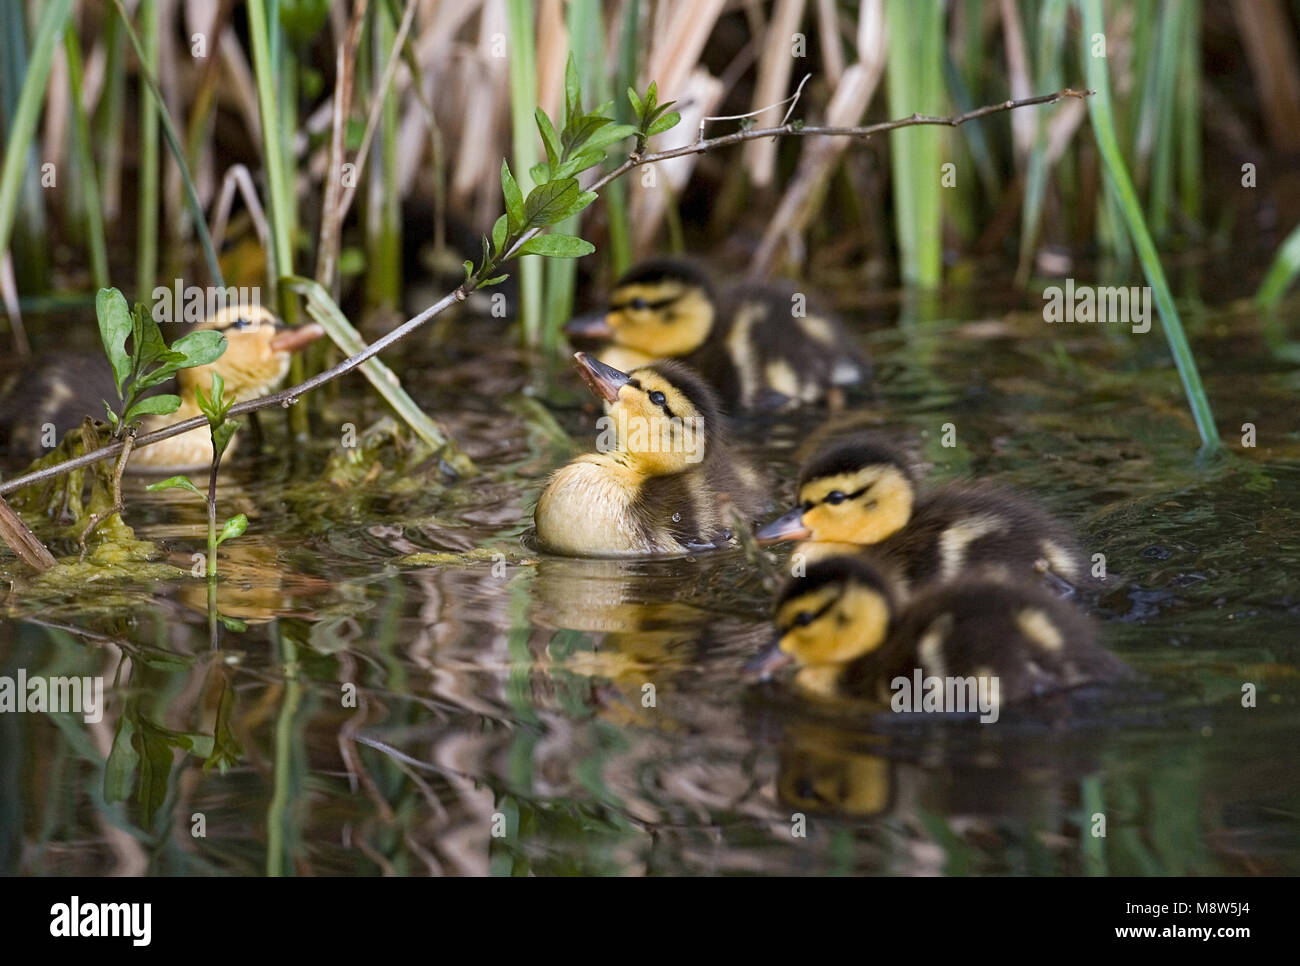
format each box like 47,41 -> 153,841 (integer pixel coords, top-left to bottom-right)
904,485 -> 1086,587
711,284 -> 870,409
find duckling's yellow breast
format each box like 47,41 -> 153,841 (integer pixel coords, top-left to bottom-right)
536,455 -> 669,557
127,407 -> 231,474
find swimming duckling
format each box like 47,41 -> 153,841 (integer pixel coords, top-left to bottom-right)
534,353 -> 766,556
0,305 -> 323,473
564,258 -> 869,412
751,555 -> 1126,706
755,434 -> 1085,595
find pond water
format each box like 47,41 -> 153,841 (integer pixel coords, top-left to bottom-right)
2,280 -> 1297,876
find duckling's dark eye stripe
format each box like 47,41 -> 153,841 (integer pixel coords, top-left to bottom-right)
816,483 -> 871,506
627,378 -> 642,390
781,597 -> 837,633
612,295 -> 678,311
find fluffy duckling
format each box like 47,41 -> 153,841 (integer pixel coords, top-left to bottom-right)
0,305 -> 323,473
564,258 -> 868,412
534,353 -> 766,556
751,556 -> 1126,706
755,434 -> 1085,595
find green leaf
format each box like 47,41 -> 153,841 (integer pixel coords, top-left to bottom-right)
171,329 -> 227,368
212,419 -> 240,460
204,682 -> 244,774
220,615 -> 248,633
582,123 -> 637,153
528,162 -> 550,187
534,107 -> 562,169
137,725 -> 174,826
564,53 -> 582,125
628,86 -> 644,120
500,159 -> 524,233
517,234 -> 595,258
562,115 -> 613,155
491,213 -> 508,255
95,288 -> 132,397
103,403 -> 119,427
104,704 -> 140,803
195,371 -> 227,423
217,513 -> 248,546
483,274 -> 510,286
646,111 -> 681,137
555,150 -> 607,180
463,259 -> 474,281
124,393 -> 182,424
146,474 -> 203,496
130,303 -> 171,376
523,178 -> 583,229
644,81 -> 659,117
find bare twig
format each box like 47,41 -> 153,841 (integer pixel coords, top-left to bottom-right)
0,88 -> 1092,499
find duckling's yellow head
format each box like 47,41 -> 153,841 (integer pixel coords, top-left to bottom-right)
178,305 -> 323,400
755,435 -> 915,545
573,352 -> 720,476
773,557 -> 896,668
565,259 -> 715,359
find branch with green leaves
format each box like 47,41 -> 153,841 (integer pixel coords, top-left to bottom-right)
0,77 -> 1092,501
96,287 -> 226,433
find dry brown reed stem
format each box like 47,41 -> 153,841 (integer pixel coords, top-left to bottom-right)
0,494 -> 56,570
1229,0 -> 1300,153
0,87 -> 1091,500
314,0 -> 369,290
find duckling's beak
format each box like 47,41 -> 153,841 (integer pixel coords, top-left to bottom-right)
573,352 -> 630,403
754,506 -> 812,544
744,638 -> 794,681
269,322 -> 326,354
564,310 -> 613,339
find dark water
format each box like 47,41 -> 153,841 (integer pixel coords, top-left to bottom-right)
2,287 -> 1298,876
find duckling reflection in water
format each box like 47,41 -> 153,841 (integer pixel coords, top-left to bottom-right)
0,305 -> 323,473
756,433 -> 1086,595
565,258 -> 869,412
534,353 -> 766,557
749,556 -> 1127,708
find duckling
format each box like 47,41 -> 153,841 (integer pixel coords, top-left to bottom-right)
751,555 -> 1126,706
564,258 -> 869,412
754,434 -> 1085,595
0,305 -> 323,473
534,352 -> 766,556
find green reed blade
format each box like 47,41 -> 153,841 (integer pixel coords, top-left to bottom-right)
1256,219 -> 1300,309
0,0 -> 71,275
246,0 -> 293,303
63,25 -> 108,289
109,0 -> 224,291
886,0 -> 944,288
1079,0 -> 1219,451
506,0 -> 543,347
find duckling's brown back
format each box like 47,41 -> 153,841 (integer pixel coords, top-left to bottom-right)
700,281 -> 869,411
0,354 -> 120,461
846,580 -> 1126,706
880,482 -> 1086,590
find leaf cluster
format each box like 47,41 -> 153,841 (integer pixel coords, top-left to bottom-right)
95,287 -> 227,432
464,54 -> 639,285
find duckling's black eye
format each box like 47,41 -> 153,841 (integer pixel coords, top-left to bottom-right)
648,390 -> 667,408
825,490 -> 847,505
230,316 -> 252,330
794,611 -> 815,627
629,297 -> 649,311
